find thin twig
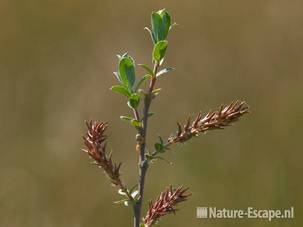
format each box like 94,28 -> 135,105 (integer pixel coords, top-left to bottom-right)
134,61 -> 160,227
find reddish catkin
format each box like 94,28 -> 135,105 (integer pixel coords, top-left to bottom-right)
168,101 -> 249,144
83,121 -> 123,187
143,186 -> 191,227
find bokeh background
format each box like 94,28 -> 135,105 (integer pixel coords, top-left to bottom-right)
1,0 -> 302,226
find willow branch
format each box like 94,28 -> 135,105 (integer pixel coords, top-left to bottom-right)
133,61 -> 160,227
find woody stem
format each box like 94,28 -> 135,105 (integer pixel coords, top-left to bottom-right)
133,61 -> 159,227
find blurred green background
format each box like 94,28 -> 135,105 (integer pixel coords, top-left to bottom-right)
0,0 -> 302,226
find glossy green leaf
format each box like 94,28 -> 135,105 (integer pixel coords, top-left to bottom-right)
151,11 -> 163,42
153,40 -> 168,62
158,9 -> 171,40
156,67 -> 174,77
110,85 -> 131,97
127,93 -> 140,109
151,9 -> 172,43
118,54 -> 136,89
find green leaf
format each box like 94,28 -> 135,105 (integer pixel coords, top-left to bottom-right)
151,11 -> 163,42
154,136 -> 166,153
127,93 -> 140,109
134,74 -> 152,91
156,67 -> 174,77
131,119 -> 142,128
118,54 -> 136,90
138,64 -> 154,76
120,115 -> 132,122
121,117 -> 142,128
153,40 -> 168,62
140,224 -> 145,227
151,9 -> 172,43
158,9 -> 171,40
154,143 -> 163,153
110,85 -> 131,97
